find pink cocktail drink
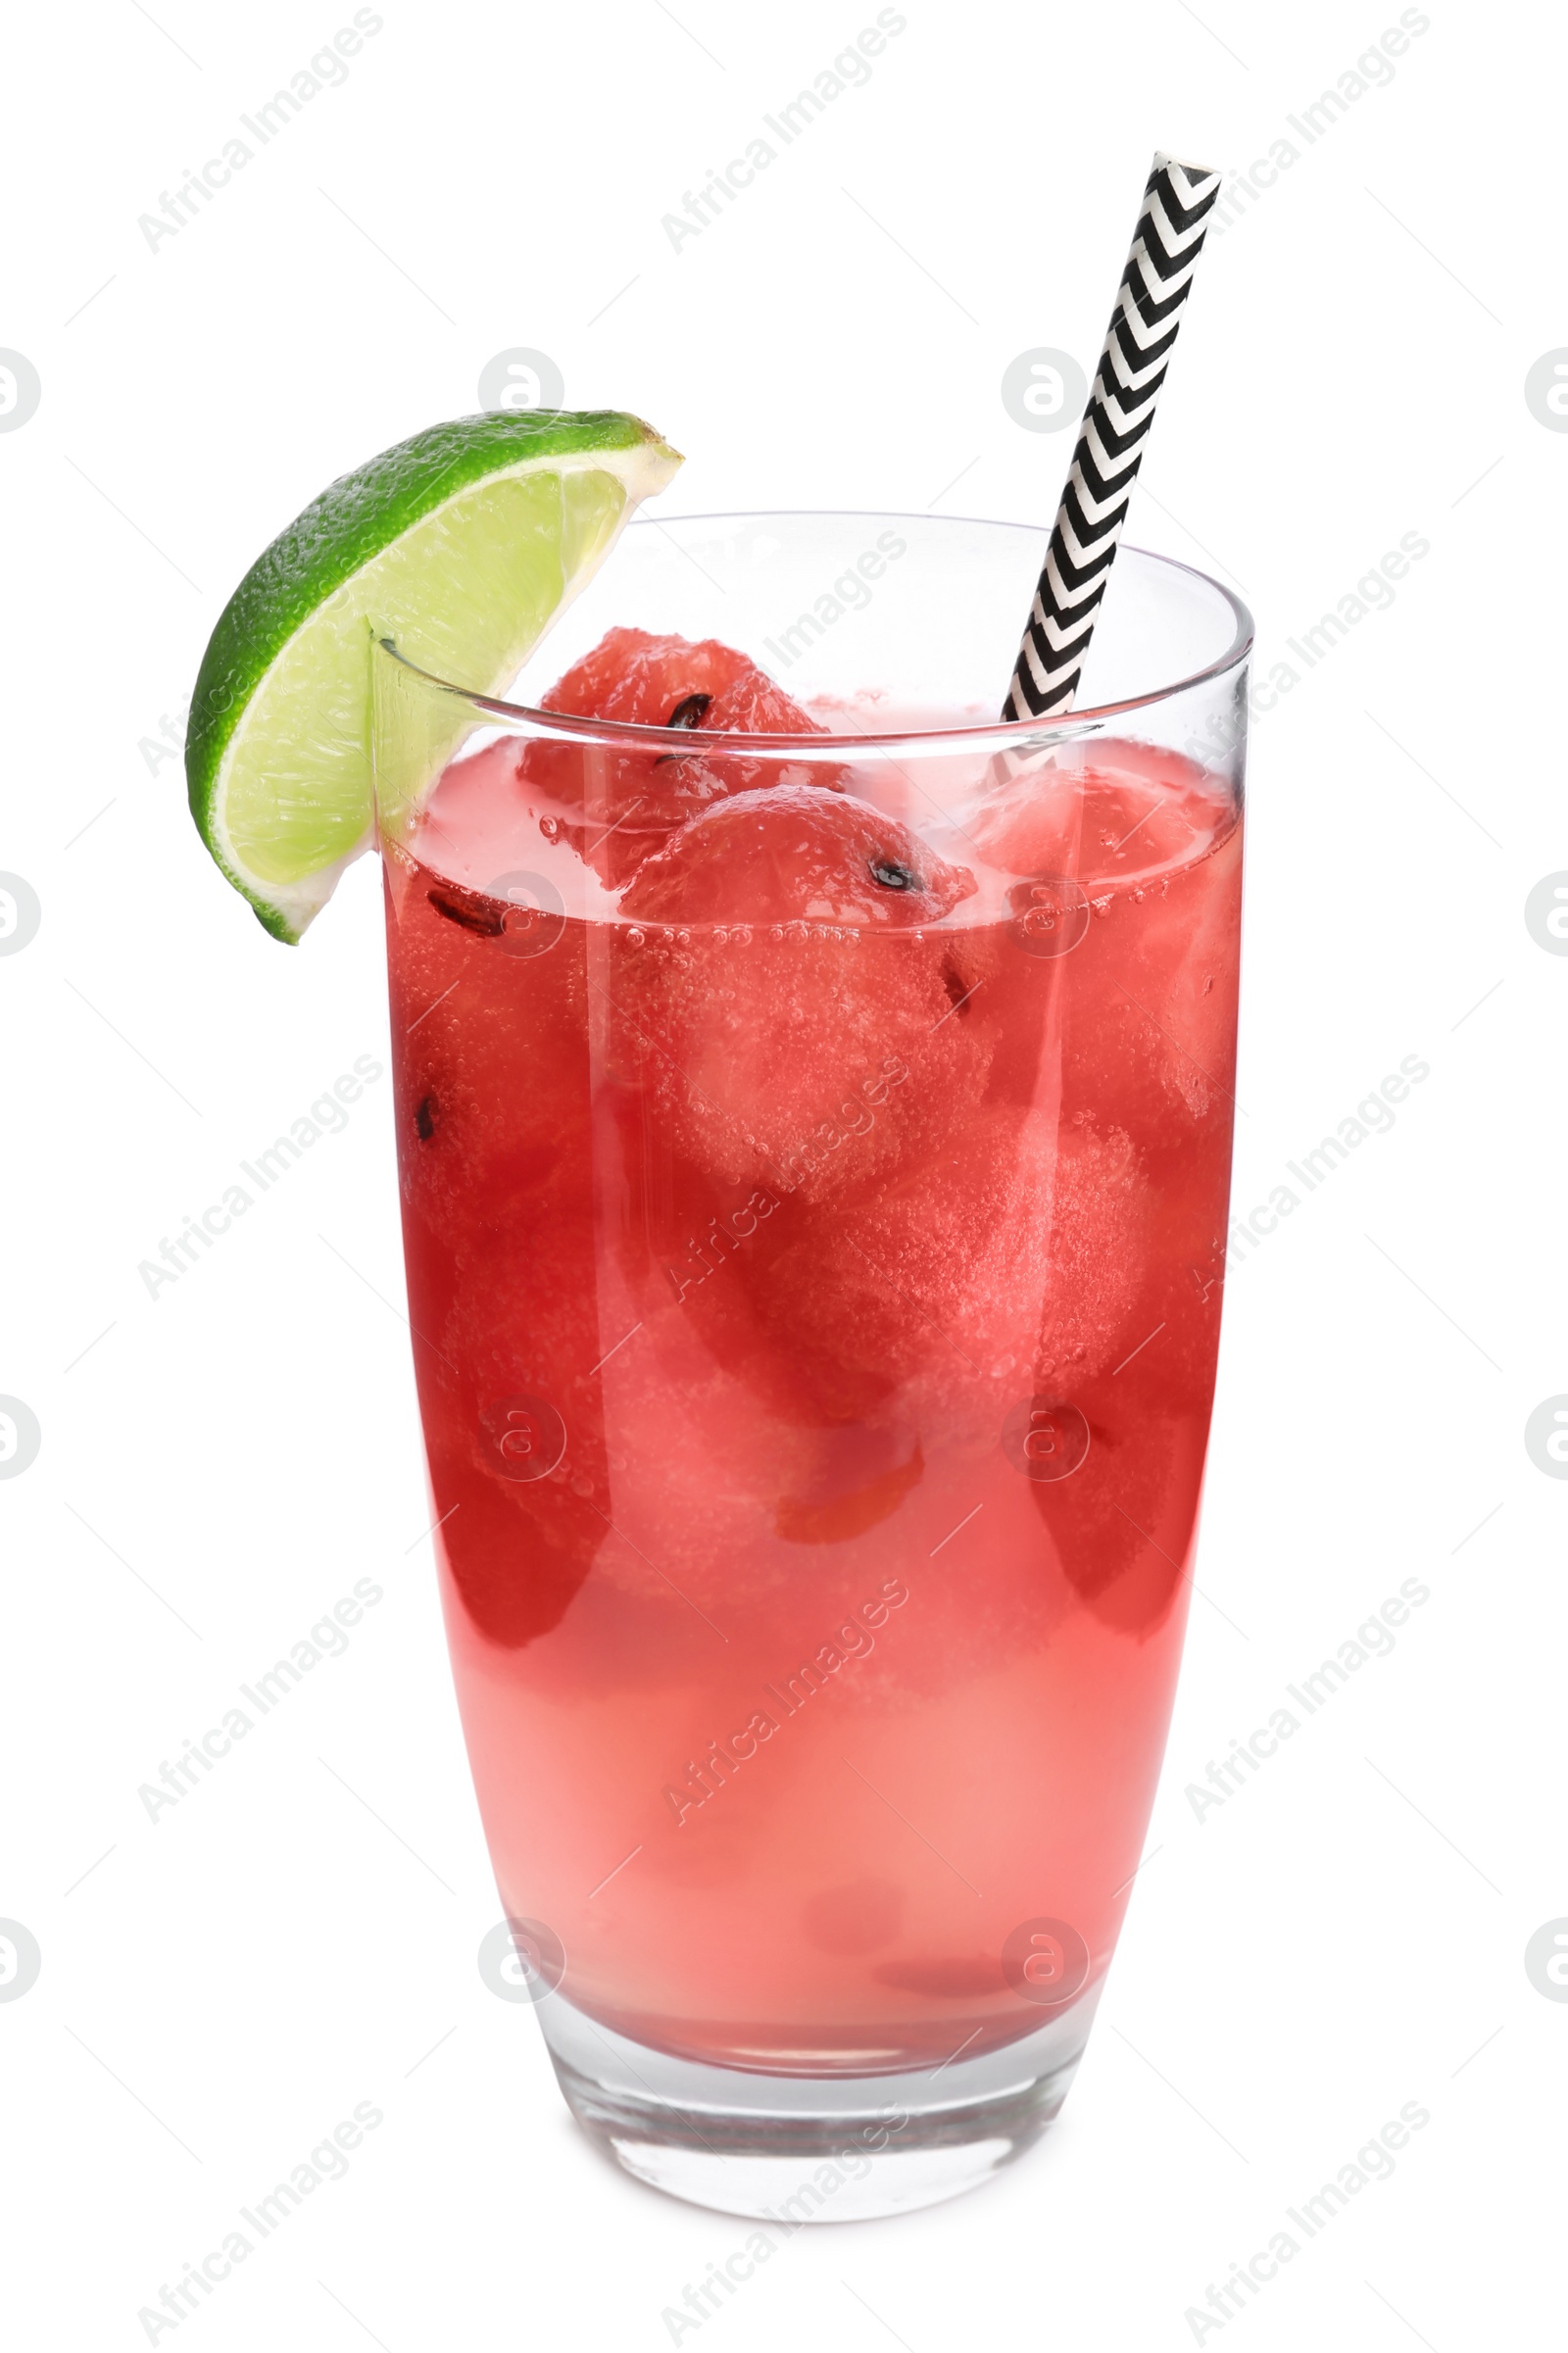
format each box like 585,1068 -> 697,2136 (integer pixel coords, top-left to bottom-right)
382,625 -> 1242,2082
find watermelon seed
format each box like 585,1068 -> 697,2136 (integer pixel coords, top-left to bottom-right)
427,883 -> 505,936
940,958 -> 972,1014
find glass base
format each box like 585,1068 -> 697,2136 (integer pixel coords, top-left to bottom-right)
536,1988 -> 1100,2220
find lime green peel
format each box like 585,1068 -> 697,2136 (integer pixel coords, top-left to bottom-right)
185,409 -> 682,941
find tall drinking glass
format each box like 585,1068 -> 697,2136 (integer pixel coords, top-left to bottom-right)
371,514 -> 1250,2220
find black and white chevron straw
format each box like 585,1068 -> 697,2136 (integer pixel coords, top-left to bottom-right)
1003,152 -> 1222,723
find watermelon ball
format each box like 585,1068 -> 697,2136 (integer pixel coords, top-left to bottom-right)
521,628 -> 842,887
621,783 -> 975,928
611,787 -> 986,1215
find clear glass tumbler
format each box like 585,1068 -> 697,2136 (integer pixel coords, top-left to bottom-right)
371,513 -> 1250,2221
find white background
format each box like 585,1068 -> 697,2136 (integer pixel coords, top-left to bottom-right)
2,0 -> 1563,2346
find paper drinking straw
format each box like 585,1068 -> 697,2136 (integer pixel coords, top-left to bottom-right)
1003,152 -> 1222,722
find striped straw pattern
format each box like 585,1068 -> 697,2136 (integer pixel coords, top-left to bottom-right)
1003,153 -> 1222,722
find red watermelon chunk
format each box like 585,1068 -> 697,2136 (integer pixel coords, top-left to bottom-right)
521,628 -> 842,886
620,784 -> 975,929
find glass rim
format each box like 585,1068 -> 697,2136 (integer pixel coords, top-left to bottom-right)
376,515 -> 1254,760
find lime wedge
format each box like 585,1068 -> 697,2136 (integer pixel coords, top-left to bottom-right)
186,409 -> 682,941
